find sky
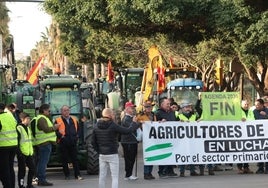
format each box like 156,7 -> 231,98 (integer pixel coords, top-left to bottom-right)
6,2 -> 51,57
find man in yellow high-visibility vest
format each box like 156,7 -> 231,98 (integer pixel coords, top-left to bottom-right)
0,103 -> 18,188
35,104 -> 59,186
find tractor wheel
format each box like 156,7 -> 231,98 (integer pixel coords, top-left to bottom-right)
86,143 -> 99,175
83,99 -> 99,174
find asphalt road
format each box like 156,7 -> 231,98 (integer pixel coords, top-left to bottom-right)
15,144 -> 268,188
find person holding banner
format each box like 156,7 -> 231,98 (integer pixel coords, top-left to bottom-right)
155,98 -> 178,178
177,101 -> 211,176
120,101 -> 140,180
236,100 -> 254,174
253,98 -> 268,174
136,101 -> 156,180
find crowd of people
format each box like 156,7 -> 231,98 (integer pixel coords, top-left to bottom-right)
1,95 -> 268,188
92,95 -> 268,188
0,103 -> 83,188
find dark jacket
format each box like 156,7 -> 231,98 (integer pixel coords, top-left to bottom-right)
120,115 -> 139,144
92,118 -> 138,155
253,107 -> 268,119
55,117 -> 78,146
155,108 -> 177,121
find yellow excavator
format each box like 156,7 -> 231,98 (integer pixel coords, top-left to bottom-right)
136,45 -> 166,112
136,45 -> 203,112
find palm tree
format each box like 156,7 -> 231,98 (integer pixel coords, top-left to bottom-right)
30,19 -> 68,75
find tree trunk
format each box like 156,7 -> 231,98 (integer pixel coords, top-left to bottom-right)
93,63 -> 100,80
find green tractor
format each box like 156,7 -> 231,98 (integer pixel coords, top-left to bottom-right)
0,66 -> 33,115
35,75 -> 99,174
93,68 -> 144,119
5,79 -> 36,118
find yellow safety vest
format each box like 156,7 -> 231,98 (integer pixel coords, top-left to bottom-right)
178,113 -> 197,122
17,125 -> 34,156
0,112 -> 18,147
34,114 -> 56,146
242,109 -> 255,120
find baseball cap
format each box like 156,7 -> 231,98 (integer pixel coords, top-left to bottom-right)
125,101 -> 136,108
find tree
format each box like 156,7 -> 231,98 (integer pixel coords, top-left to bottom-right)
0,3 -> 11,57
43,0 -> 268,96
211,0 -> 268,96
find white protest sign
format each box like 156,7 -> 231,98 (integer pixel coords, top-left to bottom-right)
143,121 -> 268,165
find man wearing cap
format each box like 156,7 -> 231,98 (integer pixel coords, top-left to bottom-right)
177,100 -> 215,176
136,100 -> 156,180
120,101 -> 139,180
177,101 -> 200,176
155,97 -> 178,178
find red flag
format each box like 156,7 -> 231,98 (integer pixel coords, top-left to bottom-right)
107,60 -> 114,83
26,56 -> 43,85
157,55 -> 165,93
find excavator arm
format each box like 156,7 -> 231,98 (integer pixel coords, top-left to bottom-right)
136,45 -> 165,112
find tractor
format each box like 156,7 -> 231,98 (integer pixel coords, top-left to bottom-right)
93,68 -> 144,120
35,74 -> 99,174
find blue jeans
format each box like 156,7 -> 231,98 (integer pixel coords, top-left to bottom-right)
37,143 -> 52,182
144,165 -> 153,174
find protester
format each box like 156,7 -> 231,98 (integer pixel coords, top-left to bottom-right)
120,101 -> 140,180
177,101 -> 203,176
55,105 -> 83,180
236,100 -> 254,174
195,94 -> 216,175
155,97 -> 178,178
7,103 -> 21,123
136,100 -> 156,180
16,112 -> 36,188
0,103 -> 18,188
170,101 -> 179,112
35,104 -> 59,186
253,98 -> 268,174
92,108 -> 139,188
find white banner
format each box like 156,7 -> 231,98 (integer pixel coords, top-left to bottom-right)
143,120 -> 268,165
